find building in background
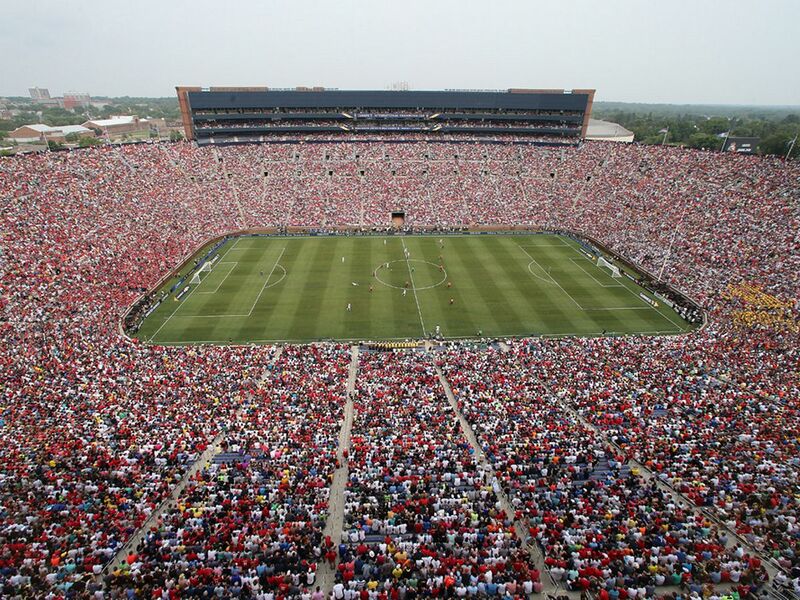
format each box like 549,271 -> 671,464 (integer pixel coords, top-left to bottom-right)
29,87 -> 59,107
29,87 -> 51,101
585,118 -> 634,143
176,86 -> 595,145
27,87 -> 94,110
8,123 -> 94,143
82,115 -> 149,138
62,92 -> 91,110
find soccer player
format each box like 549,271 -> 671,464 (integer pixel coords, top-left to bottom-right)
342,256 -> 345,263
346,303 -> 351,312
449,297 -> 454,305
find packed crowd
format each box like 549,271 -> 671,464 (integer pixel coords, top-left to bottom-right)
439,348 -> 775,597
103,345 -> 349,598
0,137 -> 798,597
340,351 -> 541,598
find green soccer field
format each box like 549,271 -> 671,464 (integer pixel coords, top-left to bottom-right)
136,233 -> 694,344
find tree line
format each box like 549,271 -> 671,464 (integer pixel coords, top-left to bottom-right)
593,102 -> 799,158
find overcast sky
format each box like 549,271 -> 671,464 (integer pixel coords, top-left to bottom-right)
2,0 -> 798,105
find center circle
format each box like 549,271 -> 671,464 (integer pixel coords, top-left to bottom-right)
374,259 -> 448,290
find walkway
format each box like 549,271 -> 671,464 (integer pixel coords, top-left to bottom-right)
435,364 -> 559,594
316,345 -> 359,595
101,347 -> 284,576
498,346 -> 784,588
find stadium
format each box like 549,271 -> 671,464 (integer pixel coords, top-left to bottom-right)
1,81 -> 798,600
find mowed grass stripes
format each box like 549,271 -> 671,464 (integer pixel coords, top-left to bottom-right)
137,234 -> 694,344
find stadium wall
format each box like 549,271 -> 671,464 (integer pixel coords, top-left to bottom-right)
176,87 -> 595,143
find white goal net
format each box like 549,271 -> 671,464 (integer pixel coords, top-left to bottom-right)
190,261 -> 214,285
597,256 -> 622,278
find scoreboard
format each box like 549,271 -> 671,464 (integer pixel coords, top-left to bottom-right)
722,137 -> 759,154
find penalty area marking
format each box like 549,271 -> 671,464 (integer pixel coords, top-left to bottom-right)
197,261 -> 238,294
517,243 -> 584,310
526,261 -> 555,285
374,259 -> 448,291
150,261 -> 288,331
148,237 -> 241,341
568,257 -> 623,288
153,265 -> 288,320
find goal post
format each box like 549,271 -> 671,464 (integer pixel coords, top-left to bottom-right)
597,256 -> 622,278
190,261 -> 214,285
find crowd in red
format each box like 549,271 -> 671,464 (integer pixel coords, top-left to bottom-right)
0,137 -> 797,598
440,347 -> 776,598
340,352 -> 540,599
104,345 -> 349,598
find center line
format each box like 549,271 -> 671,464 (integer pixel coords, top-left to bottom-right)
247,246 -> 286,316
400,238 -> 426,335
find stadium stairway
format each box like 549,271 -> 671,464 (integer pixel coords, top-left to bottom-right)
213,146 -> 248,229
112,145 -> 137,175
587,456 -> 631,481
435,363 -> 559,595
316,345 -> 359,596
100,346 -> 285,578
497,345 -> 787,588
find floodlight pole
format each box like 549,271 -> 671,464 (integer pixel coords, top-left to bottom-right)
787,135 -> 798,161
661,127 -> 669,145
657,199 -> 690,282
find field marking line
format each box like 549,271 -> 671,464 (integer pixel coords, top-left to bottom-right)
373,259 -> 447,291
583,306 -> 653,311
149,286 -> 200,342
562,239 -> 606,262
647,298 -> 688,331
607,268 -> 687,332
163,266 -> 288,318
516,243 -> 584,310
148,237 -> 241,342
536,329 -> 680,338
400,238 -> 426,336
526,262 -> 554,284
561,239 -> 687,331
197,261 -> 238,294
151,328 -> 685,345
246,246 -> 287,317
568,257 -> 623,288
